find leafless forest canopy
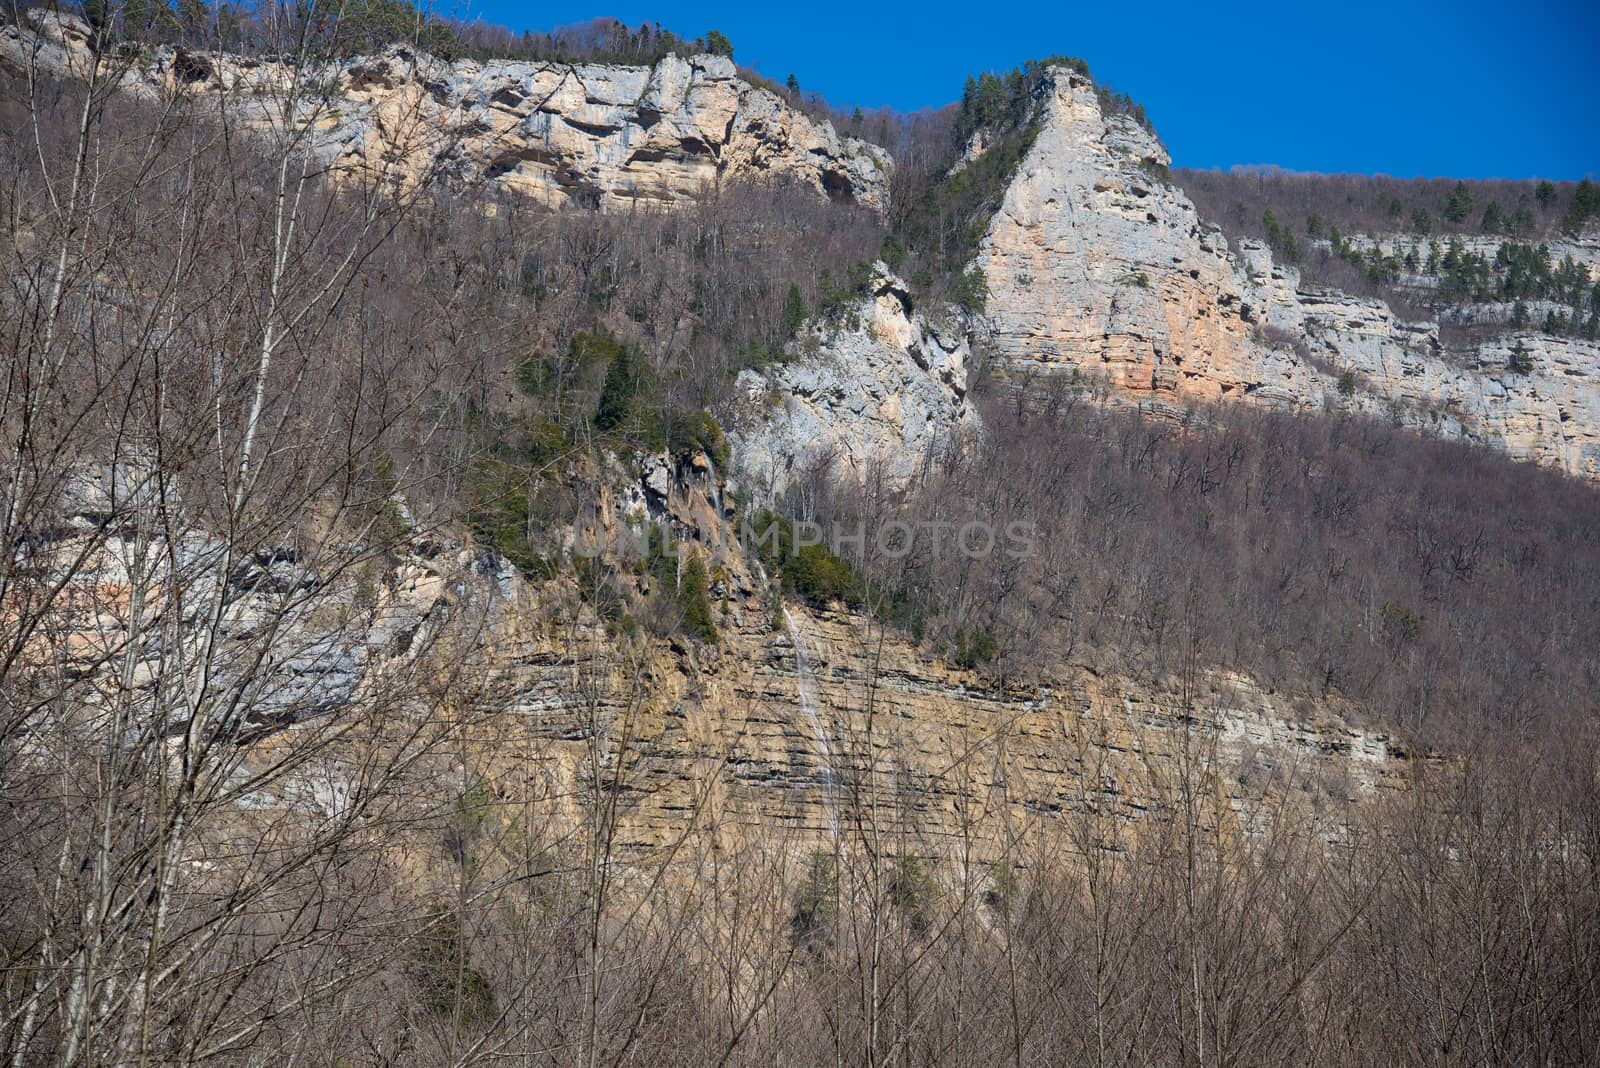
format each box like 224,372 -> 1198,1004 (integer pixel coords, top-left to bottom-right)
796,384 -> 1600,746
1179,169 -> 1592,243
3,6 -> 1600,1066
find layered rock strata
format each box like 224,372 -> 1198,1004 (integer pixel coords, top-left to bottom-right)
27,458 -> 1411,863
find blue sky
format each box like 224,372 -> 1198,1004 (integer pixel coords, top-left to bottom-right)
464,1 -> 1598,180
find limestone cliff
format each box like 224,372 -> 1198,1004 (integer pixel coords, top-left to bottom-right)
1,10 -> 890,212
975,66 -> 1600,479
32,455 -> 1409,861
723,267 -> 980,500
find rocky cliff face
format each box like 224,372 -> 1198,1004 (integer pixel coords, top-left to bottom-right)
32,455 -> 1408,860
723,267 -> 980,500
1,11 -> 890,212
976,66 -> 1600,479
1272,286 -> 1600,476
977,69 -> 1291,400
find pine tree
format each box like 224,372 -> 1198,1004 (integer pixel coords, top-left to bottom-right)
1508,341 -> 1533,375
783,283 -> 807,336
1566,178 -> 1600,231
593,347 -> 634,432
702,29 -> 733,58
677,552 -> 718,643
1443,182 -> 1474,224
785,73 -> 800,98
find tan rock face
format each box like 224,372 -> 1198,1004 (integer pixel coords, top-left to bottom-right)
2,11 -> 890,213
978,67 -> 1600,479
382,536 -> 1413,859
1259,259 -> 1600,480
28,457 -> 1410,862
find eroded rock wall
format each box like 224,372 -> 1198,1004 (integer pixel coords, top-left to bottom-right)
724,267 -> 980,500
1,11 -> 890,212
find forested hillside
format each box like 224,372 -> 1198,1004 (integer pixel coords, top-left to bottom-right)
2,5 -> 1598,1066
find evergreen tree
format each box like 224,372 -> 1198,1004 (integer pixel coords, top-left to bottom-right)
1566,178 -> 1600,231
1535,180 -> 1556,209
1305,213 -> 1323,238
176,0 -> 209,43
1443,181 -> 1474,224
677,552 -> 718,643
1411,207 -> 1432,235
1482,203 -> 1504,233
120,0 -> 181,42
785,73 -> 800,97
973,73 -> 1007,129
702,29 -> 733,58
955,265 -> 988,312
783,283 -> 807,336
1508,341 -> 1534,375
593,346 -> 634,432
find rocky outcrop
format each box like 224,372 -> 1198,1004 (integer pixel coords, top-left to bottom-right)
976,68 -> 1300,401
724,267 -> 980,500
976,65 -> 1600,479
1,10 -> 890,212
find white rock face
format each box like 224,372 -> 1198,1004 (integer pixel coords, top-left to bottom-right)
1251,253 -> 1600,478
724,268 -> 980,500
977,68 -> 1301,401
977,65 -> 1600,479
1,11 -> 890,213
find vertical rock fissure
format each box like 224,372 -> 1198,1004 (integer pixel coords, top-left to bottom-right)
783,607 -> 841,848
